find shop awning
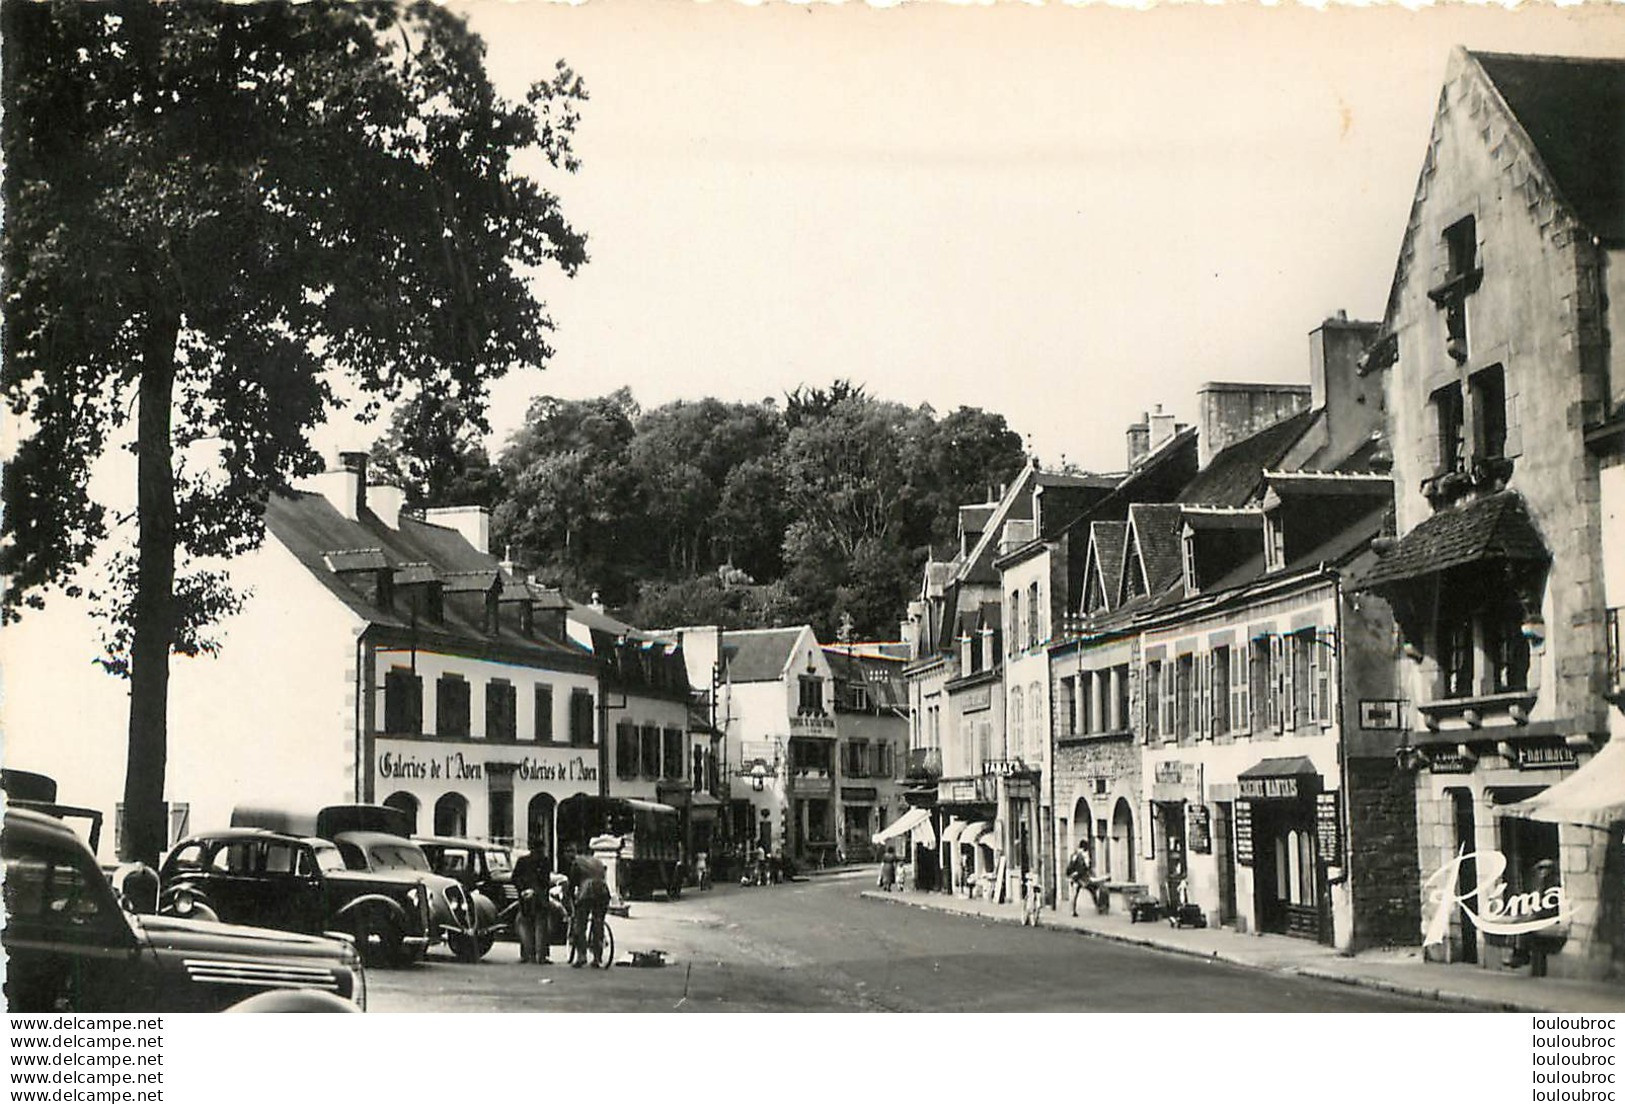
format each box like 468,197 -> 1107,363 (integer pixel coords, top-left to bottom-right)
910,816 -> 937,849
1505,740 -> 1625,828
1237,756 -> 1322,800
971,821 -> 1004,852
872,806 -> 931,845
940,818 -> 971,847
958,821 -> 992,849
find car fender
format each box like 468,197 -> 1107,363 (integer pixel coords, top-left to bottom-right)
470,890 -> 499,927
333,893 -> 409,929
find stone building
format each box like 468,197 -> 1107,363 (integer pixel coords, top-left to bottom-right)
1356,48 -> 1625,978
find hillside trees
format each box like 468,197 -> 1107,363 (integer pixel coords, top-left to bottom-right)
1,0 -> 589,862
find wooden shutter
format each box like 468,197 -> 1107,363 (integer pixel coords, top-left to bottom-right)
1231,645 -> 1250,736
1306,638 -> 1321,727
1316,631 -> 1334,727
1270,636 -> 1286,734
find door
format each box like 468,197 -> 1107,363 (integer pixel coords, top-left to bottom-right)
1160,802 -> 1188,906
1450,788 -> 1478,964
1215,801 -> 1237,925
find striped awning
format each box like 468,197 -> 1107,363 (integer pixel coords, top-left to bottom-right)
872,806 -> 931,845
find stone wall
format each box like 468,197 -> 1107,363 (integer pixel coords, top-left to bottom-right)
1346,758 -> 1422,949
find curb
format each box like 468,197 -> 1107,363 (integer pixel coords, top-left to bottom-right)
859,890 -> 1554,1013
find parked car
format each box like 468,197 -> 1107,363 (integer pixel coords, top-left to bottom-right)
417,836 -> 518,947
157,828 -> 433,968
332,831 -> 497,962
2,808 -> 366,1012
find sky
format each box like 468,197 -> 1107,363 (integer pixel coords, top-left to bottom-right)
296,0 -> 1625,475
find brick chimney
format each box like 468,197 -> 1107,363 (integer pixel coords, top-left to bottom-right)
1148,405 -> 1180,454
1196,383 -> 1311,469
1308,312 -> 1384,461
302,451 -> 368,521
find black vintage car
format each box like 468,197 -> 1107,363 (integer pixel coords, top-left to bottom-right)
2,808 -> 366,1012
158,828 -> 433,967
333,831 -> 497,962
417,836 -> 518,944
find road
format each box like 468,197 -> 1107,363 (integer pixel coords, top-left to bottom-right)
367,868 -> 1453,1012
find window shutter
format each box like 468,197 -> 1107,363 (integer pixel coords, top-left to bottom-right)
1196,656 -> 1209,740
1282,637 -> 1297,733
1232,646 -> 1250,736
1317,632 -> 1334,727
1270,636 -> 1285,733
1161,664 -> 1176,738
1135,663 -> 1148,740
1306,640 -> 1321,727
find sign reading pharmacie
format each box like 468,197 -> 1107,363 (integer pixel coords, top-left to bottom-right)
375,740 -> 599,786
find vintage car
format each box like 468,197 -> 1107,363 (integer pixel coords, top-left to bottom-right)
157,828 -> 433,968
417,836 -> 518,943
2,808 -> 366,1012
332,831 -> 497,962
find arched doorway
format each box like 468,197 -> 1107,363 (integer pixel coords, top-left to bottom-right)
1111,798 -> 1136,882
382,791 -> 419,835
526,794 -> 557,868
1072,797 -> 1094,860
433,792 -> 468,838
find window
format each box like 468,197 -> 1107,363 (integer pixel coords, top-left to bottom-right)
1439,601 -> 1476,700
844,741 -> 871,778
1010,688 -> 1024,759
1212,648 -> 1231,735
1487,602 -> 1531,694
693,746 -> 705,788
616,723 -> 638,781
1028,582 -> 1041,649
384,668 -> 423,736
568,688 -> 595,747
1059,676 -> 1077,736
797,676 -> 825,716
1114,665 -> 1130,732
1175,654 -> 1194,740
1143,661 -> 1162,739
534,685 -> 554,742
486,680 -> 516,742
791,738 -> 832,774
663,728 -> 685,780
1439,215 -> 1478,361
1471,365 -> 1508,461
436,675 -> 470,739
876,743 -> 894,778
1290,632 -> 1313,730
1029,681 -> 1043,761
640,725 -> 661,779
1250,636 -> 1277,733
1228,645 -> 1251,735
1432,383 -> 1466,476
1008,592 -> 1020,657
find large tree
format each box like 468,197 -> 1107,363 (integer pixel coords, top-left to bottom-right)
1,0 -> 588,863
368,391 -> 505,512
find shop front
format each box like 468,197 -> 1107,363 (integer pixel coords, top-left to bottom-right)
1237,756 -> 1330,943
936,774 -> 997,897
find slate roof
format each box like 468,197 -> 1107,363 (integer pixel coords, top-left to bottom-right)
1355,490 -> 1549,591
721,627 -> 810,683
823,648 -> 908,711
441,569 -> 499,594
1087,521 -> 1127,609
1177,408 -> 1317,508
264,491 -> 585,661
393,562 -> 439,587
1475,51 -> 1625,244
1126,503 -> 1186,597
324,548 -> 388,573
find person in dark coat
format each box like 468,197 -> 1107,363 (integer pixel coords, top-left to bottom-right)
878,848 -> 898,892
512,837 -> 551,964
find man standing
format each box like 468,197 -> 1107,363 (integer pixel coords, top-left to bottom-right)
565,846 -> 611,968
1065,840 -> 1095,917
513,836 -> 551,964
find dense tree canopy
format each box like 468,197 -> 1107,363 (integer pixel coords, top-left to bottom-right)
1,0 -> 588,861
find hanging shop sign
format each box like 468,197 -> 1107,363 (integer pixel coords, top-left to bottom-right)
1315,791 -> 1342,867
1186,804 -> 1212,855
1515,743 -> 1578,771
1234,801 -> 1253,867
1358,699 -> 1409,731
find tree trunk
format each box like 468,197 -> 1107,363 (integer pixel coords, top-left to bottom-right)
121,309 -> 181,865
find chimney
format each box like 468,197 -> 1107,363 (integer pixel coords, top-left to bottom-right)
422,505 -> 490,555
1126,412 -> 1151,468
1148,404 -> 1179,455
1308,314 -> 1385,463
1196,383 -> 1312,469
299,451 -> 368,521
368,484 -> 404,529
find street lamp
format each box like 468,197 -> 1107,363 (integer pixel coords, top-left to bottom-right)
750,761 -> 768,792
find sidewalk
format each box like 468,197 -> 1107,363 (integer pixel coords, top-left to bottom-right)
861,886 -> 1625,1012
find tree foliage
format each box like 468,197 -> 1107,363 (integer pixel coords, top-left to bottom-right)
1,0 -> 588,862
369,392 -> 505,512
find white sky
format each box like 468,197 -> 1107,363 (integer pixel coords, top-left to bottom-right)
303,0 -> 1625,475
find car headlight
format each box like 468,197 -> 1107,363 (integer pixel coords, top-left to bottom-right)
173,889 -> 195,916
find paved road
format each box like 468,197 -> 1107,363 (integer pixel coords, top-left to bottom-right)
367,868 -> 1454,1012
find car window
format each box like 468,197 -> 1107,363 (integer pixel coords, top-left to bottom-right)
439,850 -> 470,874
210,841 -> 258,874
370,845 -> 431,873
264,842 -> 296,874
336,841 -> 367,870
485,850 -> 512,875
310,844 -> 347,874
166,841 -> 207,873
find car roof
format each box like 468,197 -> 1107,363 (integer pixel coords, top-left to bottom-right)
334,830 -> 422,848
416,835 -> 507,851
4,805 -> 92,851
175,828 -> 329,847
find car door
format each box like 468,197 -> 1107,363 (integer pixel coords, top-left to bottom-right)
196,838 -> 264,925
2,836 -> 148,1012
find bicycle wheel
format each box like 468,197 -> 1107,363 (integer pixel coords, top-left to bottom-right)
593,919 -> 615,968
